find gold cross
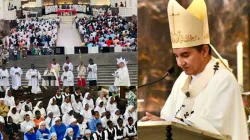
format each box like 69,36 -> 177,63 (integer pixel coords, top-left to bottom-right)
169,5 -> 180,34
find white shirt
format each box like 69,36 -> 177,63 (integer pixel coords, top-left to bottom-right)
61,102 -> 73,115
62,113 -> 74,126
62,62 -> 74,71
104,128 -> 117,140
124,125 -> 137,137
87,64 -> 97,81
46,104 -> 61,118
78,122 -> 88,136
61,71 -> 74,86
20,120 -> 35,132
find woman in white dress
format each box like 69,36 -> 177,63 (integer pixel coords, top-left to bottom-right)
95,91 -> 107,107
82,92 -> 94,110
94,100 -> 106,118
4,88 -> 15,107
80,103 -> 92,123
33,101 -> 46,118
47,98 -> 61,118
106,96 -> 117,114
20,105 -> 33,121
7,106 -> 22,124
124,105 -> 137,125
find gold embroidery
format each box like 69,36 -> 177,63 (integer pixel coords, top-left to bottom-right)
171,31 -> 200,43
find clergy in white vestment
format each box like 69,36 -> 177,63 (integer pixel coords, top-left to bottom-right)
141,0 -> 248,140
10,65 -> 23,90
51,59 -> 61,85
42,64 -> 58,86
25,64 -> 41,94
0,65 -> 9,89
113,57 -> 130,86
61,66 -> 74,86
87,58 -> 97,86
62,56 -> 74,71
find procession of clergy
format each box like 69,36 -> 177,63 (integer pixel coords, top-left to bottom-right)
0,85 -> 137,140
0,55 -> 131,92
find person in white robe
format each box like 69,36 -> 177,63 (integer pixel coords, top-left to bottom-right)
0,65 -> 9,89
33,101 -> 46,118
124,105 -> 137,125
112,109 -> 125,126
20,105 -> 33,121
80,103 -> 92,123
106,96 -> 117,114
42,64 -> 58,86
77,115 -> 88,136
87,58 -> 97,86
82,92 -> 94,110
94,100 -> 106,118
141,0 -> 248,140
77,61 -> 87,87
10,65 -> 23,90
14,98 -> 22,113
72,98 -> 83,114
51,58 -> 61,86
4,88 -> 15,107
22,98 -> 33,111
61,66 -> 74,86
101,111 -> 111,129
20,114 -> 35,132
113,57 -> 130,86
7,106 -> 22,124
71,87 -> 84,104
47,98 -> 61,118
25,64 -> 41,93
96,91 -> 107,107
62,56 -> 74,71
45,111 -> 55,129
62,110 -> 74,126
61,97 -> 73,115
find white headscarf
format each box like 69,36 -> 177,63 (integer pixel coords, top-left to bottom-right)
7,106 -> 21,124
39,121 -> 46,129
65,127 -> 74,137
80,103 -> 92,122
33,101 -> 46,117
82,92 -> 94,110
25,125 -> 33,133
51,132 -> 57,137
4,88 -> 15,107
94,100 -> 105,116
54,117 -> 61,122
106,97 -> 117,113
112,109 -> 122,126
124,105 -> 137,125
85,129 -> 91,134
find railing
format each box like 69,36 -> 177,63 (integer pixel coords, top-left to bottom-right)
119,7 -> 134,17
3,10 -> 16,20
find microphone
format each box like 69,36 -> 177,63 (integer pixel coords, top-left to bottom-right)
138,67 -> 175,88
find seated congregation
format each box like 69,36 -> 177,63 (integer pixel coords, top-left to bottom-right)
0,86 -> 137,140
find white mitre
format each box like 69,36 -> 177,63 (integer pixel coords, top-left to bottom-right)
117,57 -> 128,65
168,0 -> 231,70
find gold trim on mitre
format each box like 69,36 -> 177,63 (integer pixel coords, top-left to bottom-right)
168,0 -> 210,48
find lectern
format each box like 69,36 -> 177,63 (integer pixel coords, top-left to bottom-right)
42,75 -> 57,86
138,121 -> 231,140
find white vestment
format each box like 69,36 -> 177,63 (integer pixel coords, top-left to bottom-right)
87,64 -> 97,81
114,66 -> 130,86
62,63 -> 74,71
51,63 -> 60,77
10,67 -> 23,90
42,69 -> 59,86
61,71 -> 74,86
25,69 -> 41,86
160,57 -> 248,140
0,69 -> 9,87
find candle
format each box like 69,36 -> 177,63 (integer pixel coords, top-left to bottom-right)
237,42 -> 243,86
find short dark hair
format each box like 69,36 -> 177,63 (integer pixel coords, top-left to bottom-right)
75,87 -> 80,91
129,86 -> 136,90
128,117 -> 133,121
96,122 -> 102,127
94,111 -> 99,115
193,44 -> 211,55
35,110 -> 40,115
117,117 -> 123,123
107,120 -> 112,125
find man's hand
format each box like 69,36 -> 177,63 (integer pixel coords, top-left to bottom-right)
140,112 -> 165,121
31,75 -> 36,78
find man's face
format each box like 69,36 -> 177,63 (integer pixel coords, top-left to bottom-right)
97,125 -> 103,132
118,120 -> 123,127
173,47 -> 207,75
31,64 -> 35,69
65,66 -> 69,71
108,122 -> 114,129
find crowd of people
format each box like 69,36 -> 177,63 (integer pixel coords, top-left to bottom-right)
75,15 -> 137,51
0,17 -> 60,65
0,86 -> 137,140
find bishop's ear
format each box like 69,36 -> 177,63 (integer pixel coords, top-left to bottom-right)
201,45 -> 210,57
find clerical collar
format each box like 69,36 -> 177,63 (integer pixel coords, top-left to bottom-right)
191,57 -> 215,84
